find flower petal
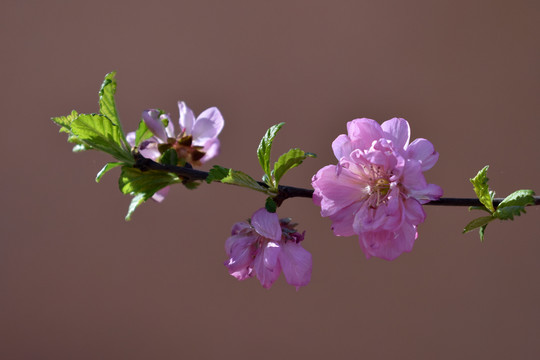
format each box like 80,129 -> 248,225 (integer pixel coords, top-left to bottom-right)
225,234 -> 257,281
381,117 -> 410,150
332,134 -> 353,161
254,243 -> 282,288
251,208 -> 282,241
142,109 -> 167,142
358,223 -> 417,261
407,138 -> 439,171
199,138 -> 220,164
279,241 -> 312,290
151,186 -> 170,203
192,118 -> 223,146
311,165 -> 367,217
346,118 -> 384,150
178,101 -> 195,135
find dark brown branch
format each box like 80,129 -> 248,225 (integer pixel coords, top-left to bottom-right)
133,154 -> 540,207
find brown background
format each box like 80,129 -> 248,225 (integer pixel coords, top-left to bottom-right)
1,0 -> 540,359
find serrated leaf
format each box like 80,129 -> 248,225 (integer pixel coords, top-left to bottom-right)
96,162 -> 123,182
273,148 -> 316,185
257,123 -> 285,180
71,114 -> 133,164
463,215 -> 494,234
119,166 -> 180,195
119,166 -> 181,220
52,110 -> 79,132
470,165 -> 495,213
265,197 -> 277,213
206,165 -> 230,184
134,119 -> 153,146
99,72 -> 124,132
493,189 -> 535,220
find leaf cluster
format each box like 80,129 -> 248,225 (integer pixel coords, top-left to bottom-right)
206,123 -> 316,212
52,72 -> 176,219
463,166 -> 535,241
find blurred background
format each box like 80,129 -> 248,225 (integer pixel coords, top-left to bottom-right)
1,0 -> 539,359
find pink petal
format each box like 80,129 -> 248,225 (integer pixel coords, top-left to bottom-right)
328,201 -> 363,237
407,138 -> 439,171
192,117 -> 222,146
126,131 -> 136,147
178,101 -> 195,135
381,117 -> 410,150
359,223 -> 417,261
332,134 -> 353,161
195,107 -> 224,139
225,234 -> 257,281
279,242 -> 312,290
199,138 -> 220,164
151,186 -> 170,202
251,208 -> 282,241
254,243 -> 282,288
142,109 -> 167,142
346,118 -> 384,150
311,165 -> 367,217
403,198 -> 426,225
160,113 -> 175,138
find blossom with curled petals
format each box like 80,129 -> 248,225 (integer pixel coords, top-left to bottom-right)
311,117 -> 442,260
126,101 -> 224,201
225,208 -> 312,290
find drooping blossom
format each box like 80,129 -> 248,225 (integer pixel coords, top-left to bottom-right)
126,101 -> 224,201
311,118 -> 442,260
225,208 -> 312,290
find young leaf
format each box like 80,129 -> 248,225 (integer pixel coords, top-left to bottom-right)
494,189 -> 535,220
119,166 -> 181,220
134,119 -> 153,146
206,165 -> 230,184
96,162 -> 123,183
463,215 -> 494,234
119,166 -> 180,195
257,123 -> 285,180
205,165 -> 269,193
51,110 -> 79,133
99,72 -> 124,133
71,114 -> 134,164
265,197 -> 277,213
479,225 -> 487,242
273,149 -> 316,185
470,166 -> 495,213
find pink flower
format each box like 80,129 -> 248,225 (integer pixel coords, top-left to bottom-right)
225,208 -> 312,290
127,101 -> 224,201
311,118 -> 442,260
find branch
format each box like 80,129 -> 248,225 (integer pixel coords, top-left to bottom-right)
133,154 -> 540,207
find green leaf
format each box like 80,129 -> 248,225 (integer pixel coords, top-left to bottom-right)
71,114 -> 133,164
160,148 -> 178,166
493,190 -> 535,220
273,148 -> 316,185
126,193 -> 146,221
205,165 -> 269,193
52,110 -> 79,133
265,197 -> 277,213
99,72 -> 124,133
257,123 -> 285,181
206,165 -> 230,184
119,166 -> 181,220
134,119 -> 153,147
463,215 -> 494,234
470,166 -> 495,213
96,162 -> 123,182
479,225 -> 487,242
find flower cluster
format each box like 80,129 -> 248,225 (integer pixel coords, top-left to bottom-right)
127,101 -> 224,201
225,208 -> 312,290
312,118 -> 442,260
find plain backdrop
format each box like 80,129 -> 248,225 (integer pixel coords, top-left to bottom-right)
1,0 -> 539,359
